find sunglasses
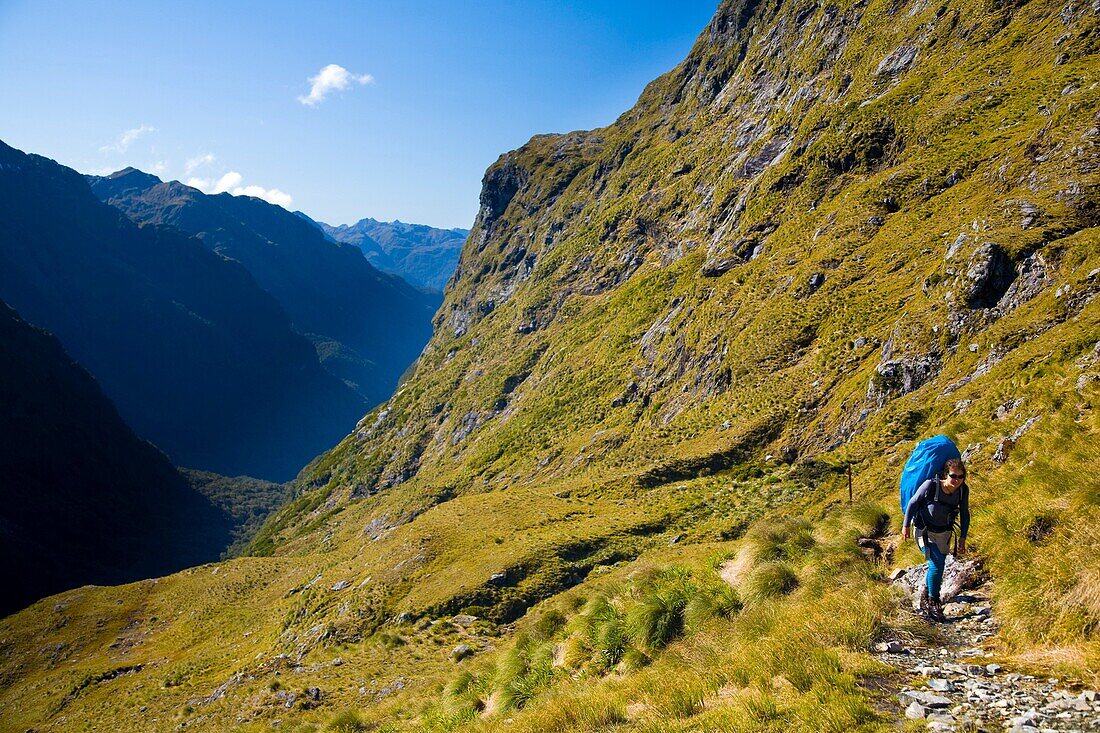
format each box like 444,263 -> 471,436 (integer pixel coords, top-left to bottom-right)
947,473 -> 965,480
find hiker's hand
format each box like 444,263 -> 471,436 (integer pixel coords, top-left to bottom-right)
903,526 -> 910,540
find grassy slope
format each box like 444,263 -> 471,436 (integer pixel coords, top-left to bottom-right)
1,0 -> 1098,730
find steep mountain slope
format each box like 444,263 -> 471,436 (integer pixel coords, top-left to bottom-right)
276,0 -> 1099,517
0,142 -> 366,479
314,216 -> 469,292
89,170 -> 439,403
0,0 -> 1097,730
0,300 -> 233,617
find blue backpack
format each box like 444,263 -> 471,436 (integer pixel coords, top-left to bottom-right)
899,435 -> 961,514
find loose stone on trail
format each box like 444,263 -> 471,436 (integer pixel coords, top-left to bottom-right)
875,640 -> 906,653
876,563 -> 1100,730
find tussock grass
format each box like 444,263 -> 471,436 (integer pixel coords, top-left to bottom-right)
744,518 -> 816,563
493,634 -> 556,711
325,710 -> 367,732
431,506 -> 897,731
624,583 -> 689,652
741,560 -> 799,603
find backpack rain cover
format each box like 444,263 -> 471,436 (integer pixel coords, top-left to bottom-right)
899,434 -> 961,513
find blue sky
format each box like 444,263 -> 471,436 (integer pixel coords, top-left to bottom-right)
0,1 -> 718,229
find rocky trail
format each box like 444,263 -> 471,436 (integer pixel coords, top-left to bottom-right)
874,557 -> 1100,732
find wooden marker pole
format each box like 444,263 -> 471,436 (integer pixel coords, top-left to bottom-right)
847,464 -> 853,504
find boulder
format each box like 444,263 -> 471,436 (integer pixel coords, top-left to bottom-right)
899,690 -> 953,708
892,558 -> 985,608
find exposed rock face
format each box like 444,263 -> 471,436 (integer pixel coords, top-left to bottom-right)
875,45 -> 919,76
867,356 -> 942,406
962,242 -> 1016,309
479,161 -> 528,227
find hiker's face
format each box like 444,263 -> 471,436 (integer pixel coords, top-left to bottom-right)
945,471 -> 964,490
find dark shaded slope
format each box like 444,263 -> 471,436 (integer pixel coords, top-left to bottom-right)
180,469 -> 290,557
314,216 -> 468,292
90,170 -> 439,403
0,301 -> 233,617
0,142 -> 365,480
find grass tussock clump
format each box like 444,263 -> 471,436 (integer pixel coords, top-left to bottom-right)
744,517 -> 816,563
482,524 -> 895,733
494,634 -> 556,711
741,560 -> 799,603
325,710 -> 368,732
569,566 -> 741,673
428,564 -> 743,727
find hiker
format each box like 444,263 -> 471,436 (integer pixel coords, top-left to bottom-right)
902,458 -> 970,622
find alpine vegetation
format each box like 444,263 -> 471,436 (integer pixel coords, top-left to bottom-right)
0,0 -> 1098,730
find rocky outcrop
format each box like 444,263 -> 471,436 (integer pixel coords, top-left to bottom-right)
961,242 -> 1017,309
867,352 -> 942,407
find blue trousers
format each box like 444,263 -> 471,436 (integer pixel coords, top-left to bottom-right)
921,535 -> 949,601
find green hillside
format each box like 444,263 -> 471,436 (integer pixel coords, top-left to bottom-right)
1,0 -> 1097,730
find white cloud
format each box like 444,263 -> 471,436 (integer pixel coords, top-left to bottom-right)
231,185 -> 293,208
214,171 -> 243,193
99,124 -> 155,154
298,64 -> 373,106
149,160 -> 169,175
186,171 -> 240,193
185,153 -> 216,175
186,170 -> 292,209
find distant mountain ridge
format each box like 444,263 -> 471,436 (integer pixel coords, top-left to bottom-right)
90,168 -> 439,404
0,299 -> 233,616
307,214 -> 468,292
0,141 -> 365,480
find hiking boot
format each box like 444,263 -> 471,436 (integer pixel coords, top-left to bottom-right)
929,597 -> 947,623
918,588 -> 932,619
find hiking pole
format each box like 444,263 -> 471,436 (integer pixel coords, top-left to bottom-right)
848,463 -> 853,505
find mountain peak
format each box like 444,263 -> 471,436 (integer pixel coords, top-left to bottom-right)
87,166 -> 162,199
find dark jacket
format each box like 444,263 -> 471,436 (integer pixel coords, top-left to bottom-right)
904,478 -> 970,537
